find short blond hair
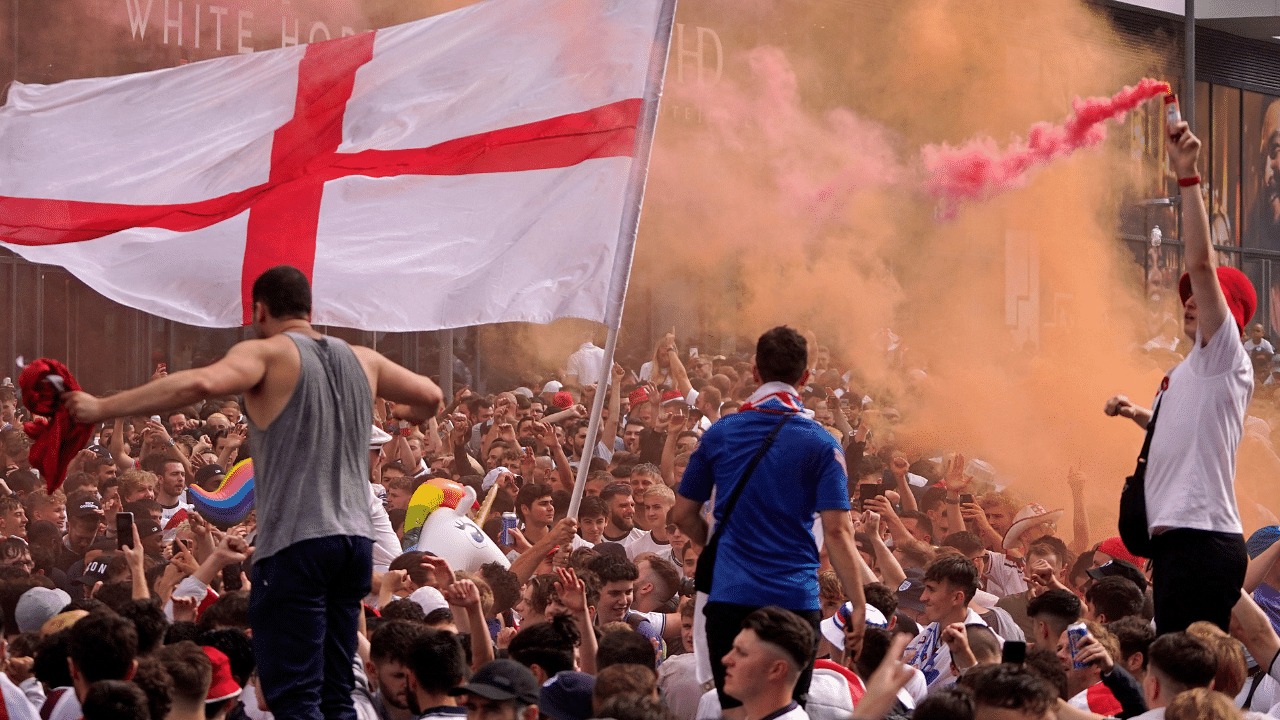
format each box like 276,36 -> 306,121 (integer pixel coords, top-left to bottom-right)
118,469 -> 157,500
641,484 -> 675,505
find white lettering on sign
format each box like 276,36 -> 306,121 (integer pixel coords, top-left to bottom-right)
208,5 -> 229,51
126,0 -> 154,39
282,15 -> 299,47
164,0 -> 182,45
237,9 -> 253,53
674,23 -> 723,87
309,21 -> 330,42
341,26 -> 355,37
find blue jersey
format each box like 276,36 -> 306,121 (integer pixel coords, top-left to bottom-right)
678,398 -> 850,610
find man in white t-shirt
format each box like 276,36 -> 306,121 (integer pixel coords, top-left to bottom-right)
904,556 -> 987,691
1104,121 -> 1253,634
627,484 -> 676,563
564,332 -> 606,391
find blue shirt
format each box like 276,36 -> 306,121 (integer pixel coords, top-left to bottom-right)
678,393 -> 850,610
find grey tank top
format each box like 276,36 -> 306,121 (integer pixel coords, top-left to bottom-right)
249,332 -> 374,563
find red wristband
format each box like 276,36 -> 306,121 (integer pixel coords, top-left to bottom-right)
1178,175 -> 1200,187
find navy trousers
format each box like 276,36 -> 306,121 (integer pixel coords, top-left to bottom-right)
249,535 -> 373,720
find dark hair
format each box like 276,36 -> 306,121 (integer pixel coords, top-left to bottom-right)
1148,632 -> 1217,691
139,453 -> 182,476
197,628 -> 255,686
508,615 -> 579,677
898,510 -> 933,542
590,556 -> 639,585
1023,648 -> 1069,699
408,629 -> 469,695
371,620 -> 427,664
1026,589 -> 1082,639
853,455 -> 884,481
754,327 -> 807,385
525,575 -> 558,615
156,641 -> 211,706
68,612 -> 139,683
863,583 -> 898,620
911,686 -> 975,720
940,531 -> 986,557
597,628 -> 656,670
579,495 -> 609,521
197,591 -> 250,632
478,562 -> 521,616
1028,536 -> 1072,568
594,682 -> 669,720
381,599 -> 427,624
965,624 -> 1002,663
919,486 -> 948,514
130,657 -> 174,720
32,629 -> 74,690
924,556 -> 980,604
958,663 -> 1056,716
424,608 -> 455,627
515,484 -> 553,524
1106,616 -> 1155,666
855,627 -> 893,680
116,599 -> 168,656
164,621 -> 200,646
600,483 -> 633,504
740,606 -> 815,675
83,680 -> 151,720
389,551 -> 432,587
251,265 -> 311,319
1085,577 -> 1144,623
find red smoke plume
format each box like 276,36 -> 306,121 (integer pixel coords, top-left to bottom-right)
922,77 -> 1171,216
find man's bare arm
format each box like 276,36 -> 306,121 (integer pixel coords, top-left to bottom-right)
1103,395 -> 1151,430
1170,121 -> 1231,345
672,495 -> 708,546
357,349 -> 444,424
66,342 -> 270,424
822,508 -> 867,658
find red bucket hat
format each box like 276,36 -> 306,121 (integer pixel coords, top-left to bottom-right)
1178,267 -> 1256,333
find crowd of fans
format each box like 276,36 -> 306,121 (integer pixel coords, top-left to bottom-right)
1,321 -> 1280,720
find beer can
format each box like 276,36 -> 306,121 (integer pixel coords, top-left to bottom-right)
500,512 -> 518,545
1066,621 -> 1090,669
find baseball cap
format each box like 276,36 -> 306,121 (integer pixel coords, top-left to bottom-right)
74,557 -> 110,587
194,464 -> 226,489
819,602 -> 888,650
539,671 -> 594,720
1095,536 -> 1145,567
203,646 -> 242,702
136,519 -> 163,539
71,498 -> 102,518
449,659 -> 540,704
897,568 -> 926,612
542,381 -> 563,394
1085,560 -> 1148,592
15,587 -> 71,633
408,586 -> 448,616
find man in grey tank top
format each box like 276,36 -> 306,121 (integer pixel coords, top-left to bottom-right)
64,266 -> 444,720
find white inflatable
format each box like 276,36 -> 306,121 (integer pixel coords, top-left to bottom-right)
412,486 -> 510,571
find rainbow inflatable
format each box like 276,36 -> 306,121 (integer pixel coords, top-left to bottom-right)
188,459 -> 255,529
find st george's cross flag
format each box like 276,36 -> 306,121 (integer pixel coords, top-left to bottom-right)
0,0 -> 674,331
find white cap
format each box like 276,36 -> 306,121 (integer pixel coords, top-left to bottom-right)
369,425 -> 393,450
408,586 -> 449,616
542,381 -> 562,393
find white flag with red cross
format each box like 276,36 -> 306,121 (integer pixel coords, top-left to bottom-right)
0,0 -> 673,331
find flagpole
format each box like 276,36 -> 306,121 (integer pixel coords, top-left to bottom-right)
567,0 -> 678,519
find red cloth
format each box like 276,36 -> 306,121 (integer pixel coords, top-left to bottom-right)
18,359 -> 93,493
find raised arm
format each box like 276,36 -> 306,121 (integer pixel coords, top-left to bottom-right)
359,348 -> 444,425
1103,395 -> 1152,430
1170,121 -> 1230,345
665,347 -> 693,398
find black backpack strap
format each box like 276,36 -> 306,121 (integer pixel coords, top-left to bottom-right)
713,413 -> 793,534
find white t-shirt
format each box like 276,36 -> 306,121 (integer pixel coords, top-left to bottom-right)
984,552 -> 1028,597
566,342 -> 606,384
1246,338 -> 1275,354
626,530 -> 674,563
602,527 -> 646,548
1146,318 -> 1252,534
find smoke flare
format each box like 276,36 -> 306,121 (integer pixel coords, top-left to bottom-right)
923,77 -> 1171,216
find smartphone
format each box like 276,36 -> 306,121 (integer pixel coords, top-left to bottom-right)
1002,640 -> 1026,664
960,493 -> 974,505
116,512 -> 135,550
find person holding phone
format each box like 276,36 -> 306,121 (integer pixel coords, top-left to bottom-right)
61,266 -> 444,720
